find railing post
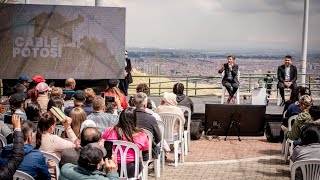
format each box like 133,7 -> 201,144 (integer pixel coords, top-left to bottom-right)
148,77 -> 151,95
248,74 -> 252,93
158,83 -> 161,96
308,75 -> 311,90
186,77 -> 189,96
195,81 -> 197,96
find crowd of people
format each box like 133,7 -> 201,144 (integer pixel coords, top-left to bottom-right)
0,75 -> 193,180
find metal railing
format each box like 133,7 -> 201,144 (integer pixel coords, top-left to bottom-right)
128,73 -> 320,97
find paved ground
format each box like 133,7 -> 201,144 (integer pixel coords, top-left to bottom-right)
148,136 -> 290,180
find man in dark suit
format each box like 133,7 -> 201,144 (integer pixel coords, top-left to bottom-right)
218,55 -> 239,104
277,55 -> 297,106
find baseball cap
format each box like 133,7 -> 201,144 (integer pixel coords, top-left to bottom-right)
32,75 -> 46,84
18,75 -> 32,83
299,95 -> 313,106
9,93 -> 25,107
74,90 -> 86,101
90,142 -> 107,157
36,82 -> 50,93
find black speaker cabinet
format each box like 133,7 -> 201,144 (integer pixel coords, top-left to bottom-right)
205,104 -> 266,136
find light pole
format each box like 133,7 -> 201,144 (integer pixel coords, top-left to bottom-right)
300,0 -> 309,86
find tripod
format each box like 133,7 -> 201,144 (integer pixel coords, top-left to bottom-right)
224,112 -> 241,141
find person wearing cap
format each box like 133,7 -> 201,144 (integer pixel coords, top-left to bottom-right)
64,90 -> 93,116
59,127 -> 102,168
63,78 -> 76,101
105,79 -> 127,109
32,75 -> 46,85
36,82 -> 51,114
59,143 -> 119,180
3,93 -> 28,121
281,95 -> 313,141
14,75 -> 32,96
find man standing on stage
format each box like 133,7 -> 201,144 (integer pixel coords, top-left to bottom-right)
277,55 -> 297,106
218,55 -> 239,104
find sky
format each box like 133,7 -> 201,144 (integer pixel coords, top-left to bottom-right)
103,0 -> 320,52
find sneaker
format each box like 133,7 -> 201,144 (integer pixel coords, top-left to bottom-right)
227,96 -> 232,104
230,96 -> 236,104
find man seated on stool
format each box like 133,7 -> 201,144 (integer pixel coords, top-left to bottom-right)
277,55 -> 297,106
218,54 -> 239,104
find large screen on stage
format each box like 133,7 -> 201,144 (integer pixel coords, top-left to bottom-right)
0,4 -> 125,79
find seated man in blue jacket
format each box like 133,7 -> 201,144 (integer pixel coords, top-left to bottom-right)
0,120 -> 50,180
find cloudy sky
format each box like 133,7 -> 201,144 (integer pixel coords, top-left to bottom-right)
25,0 -> 320,51
103,0 -> 320,51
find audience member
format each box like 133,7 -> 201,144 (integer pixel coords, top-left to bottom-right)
59,143 -> 118,180
134,92 -> 161,158
0,120 -> 50,180
25,102 -> 41,124
60,127 -> 102,168
136,83 -> 156,110
173,82 -> 194,115
50,87 -> 63,98
105,79 -> 127,109
69,107 -> 87,138
291,124 -> 320,180
63,78 -> 76,101
14,75 -> 32,96
87,97 -> 119,132
277,55 -> 297,106
84,88 -> 96,107
102,108 -> 148,178
64,90 -> 93,116
281,95 -> 313,141
0,118 -> 12,144
4,93 -> 27,120
218,55 -> 240,104
32,75 -> 46,85
35,113 -> 77,158
47,96 -> 64,112
80,120 -> 97,133
36,82 -> 51,114
0,115 -> 24,180
284,86 -> 311,115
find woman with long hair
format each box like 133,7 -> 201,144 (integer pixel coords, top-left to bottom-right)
25,102 -> 41,124
69,107 -> 87,138
102,107 -> 148,178
105,79 -> 127,109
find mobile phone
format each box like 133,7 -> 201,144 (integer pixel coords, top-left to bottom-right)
4,115 -> 13,124
105,96 -> 115,103
100,92 -> 105,98
104,141 -> 113,159
61,94 -> 66,100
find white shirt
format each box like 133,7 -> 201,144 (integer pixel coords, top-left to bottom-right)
285,65 -> 290,81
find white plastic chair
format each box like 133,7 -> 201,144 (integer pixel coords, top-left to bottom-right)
41,151 -> 61,180
284,115 -> 298,163
13,170 -> 35,180
54,125 -> 65,137
142,128 -> 160,180
110,140 -> 144,180
156,120 -> 165,174
158,112 -> 185,167
220,71 -> 240,104
277,88 -> 292,106
281,110 -> 287,154
177,105 -> 191,155
0,134 -> 7,147
291,160 -> 320,180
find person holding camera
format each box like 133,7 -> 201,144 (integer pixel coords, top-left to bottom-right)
59,143 -> 119,180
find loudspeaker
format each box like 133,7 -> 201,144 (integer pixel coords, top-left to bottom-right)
265,121 -> 282,142
205,104 -> 266,136
190,119 -> 203,140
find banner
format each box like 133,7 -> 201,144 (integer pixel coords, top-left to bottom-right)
0,4 -> 125,79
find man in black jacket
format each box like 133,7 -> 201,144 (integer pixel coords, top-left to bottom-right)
134,92 -> 161,158
218,55 -> 239,104
0,115 -> 24,180
277,55 -> 297,106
